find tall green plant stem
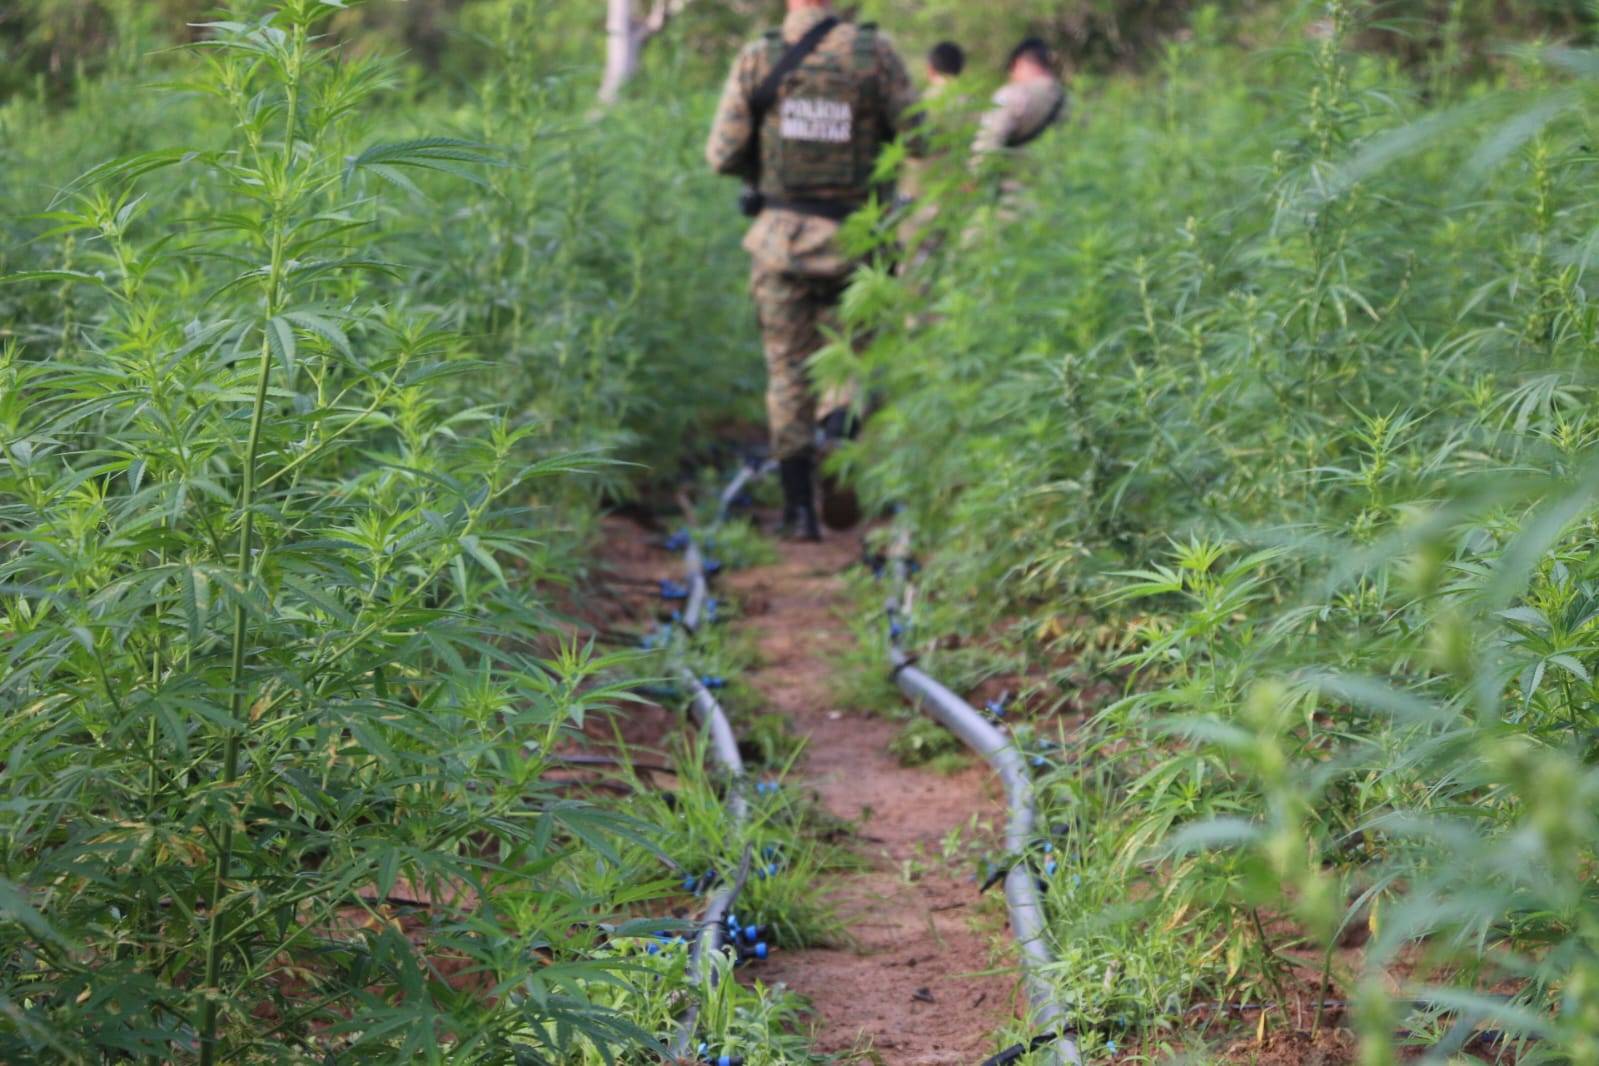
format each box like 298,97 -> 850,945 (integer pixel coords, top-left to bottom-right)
198,16 -> 304,1062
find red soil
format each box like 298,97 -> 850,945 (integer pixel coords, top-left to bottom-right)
725,533 -> 1024,1064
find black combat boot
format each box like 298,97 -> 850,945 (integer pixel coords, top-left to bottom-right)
777,452 -> 822,542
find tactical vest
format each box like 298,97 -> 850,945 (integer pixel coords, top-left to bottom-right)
756,23 -> 883,202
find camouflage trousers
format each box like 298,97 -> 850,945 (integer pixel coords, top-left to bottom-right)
751,266 -> 855,461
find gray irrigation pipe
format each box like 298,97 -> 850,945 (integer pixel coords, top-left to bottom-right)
679,666 -> 749,825
676,515 -> 750,821
690,455 -> 775,632
670,846 -> 754,1060
668,495 -> 755,1059
683,540 -> 710,634
715,458 -> 776,524
885,547 -> 1082,1066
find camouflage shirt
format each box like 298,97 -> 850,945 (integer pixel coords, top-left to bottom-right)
972,76 -> 1065,156
707,7 -> 919,277
899,78 -> 971,202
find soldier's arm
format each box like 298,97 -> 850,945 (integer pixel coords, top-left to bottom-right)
706,45 -> 760,179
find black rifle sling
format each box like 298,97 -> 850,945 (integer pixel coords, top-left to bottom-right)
1007,90 -> 1065,149
751,16 -> 841,123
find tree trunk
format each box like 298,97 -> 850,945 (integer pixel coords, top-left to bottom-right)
598,0 -> 690,106
599,0 -> 642,107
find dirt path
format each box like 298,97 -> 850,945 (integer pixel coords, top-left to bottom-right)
725,534 -> 1020,1064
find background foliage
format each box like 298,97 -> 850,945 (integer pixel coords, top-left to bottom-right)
9,0 -> 1598,102
838,0 -> 1599,1060
9,0 -> 1599,1062
0,0 -> 775,1061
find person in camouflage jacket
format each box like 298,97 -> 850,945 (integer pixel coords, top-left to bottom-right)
973,38 -> 1066,216
899,42 -> 970,271
706,0 -> 919,541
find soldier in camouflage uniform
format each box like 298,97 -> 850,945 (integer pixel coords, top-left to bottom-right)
899,42 -> 969,270
706,0 -> 919,541
973,38 -> 1066,216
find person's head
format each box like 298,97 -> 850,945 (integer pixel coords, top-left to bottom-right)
927,41 -> 965,84
1006,37 -> 1054,81
788,0 -> 831,10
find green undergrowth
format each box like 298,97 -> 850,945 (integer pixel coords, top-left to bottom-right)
580,502 -> 867,1049
887,716 -> 966,772
705,519 -> 783,573
833,1 -> 1599,1062
640,576 -> 860,954
529,721 -> 835,1066
828,566 -> 914,717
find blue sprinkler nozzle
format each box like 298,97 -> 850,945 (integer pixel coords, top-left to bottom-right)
684,869 -> 718,895
742,942 -> 769,961
742,923 -> 759,943
703,558 -> 723,575
1044,859 -> 1058,877
646,933 -> 686,955
664,531 -> 691,552
984,699 -> 1006,719
660,579 -> 689,601
701,675 -> 727,690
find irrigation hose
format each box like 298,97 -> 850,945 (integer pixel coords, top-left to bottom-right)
663,466 -> 765,1061
680,666 -> 751,825
884,541 -> 1082,1066
716,458 -> 776,524
671,846 -> 755,1061
673,465 -> 1087,1064
683,541 -> 710,634
889,651 -> 1082,1066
